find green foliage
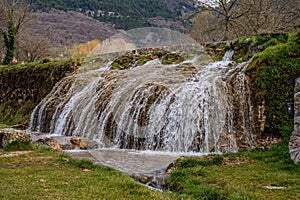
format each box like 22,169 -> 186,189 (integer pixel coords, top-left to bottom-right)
176,155 -> 224,169
246,31 -> 300,137
4,140 -> 34,152
2,13 -> 17,65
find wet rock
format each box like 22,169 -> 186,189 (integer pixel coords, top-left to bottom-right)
70,136 -> 99,150
34,136 -> 62,150
131,173 -> 169,190
256,136 -> 282,151
289,134 -> 300,164
111,48 -> 184,70
0,128 -> 31,149
34,136 -> 99,150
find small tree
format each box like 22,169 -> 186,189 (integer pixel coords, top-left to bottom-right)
17,30 -> 51,62
71,40 -> 100,58
1,0 -> 29,65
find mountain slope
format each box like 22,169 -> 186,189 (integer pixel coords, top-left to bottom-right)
27,0 -> 197,30
30,10 -> 117,48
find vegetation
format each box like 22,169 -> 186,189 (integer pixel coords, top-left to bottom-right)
0,146 -> 178,200
192,0 -> 299,42
0,59 -> 80,128
206,31 -> 299,138
1,132 -> 298,199
111,48 -> 184,70
26,0 -> 194,30
4,140 -> 34,152
0,0 -> 51,64
0,0 -> 30,64
71,39 -> 100,58
167,130 -> 300,199
246,31 -> 300,137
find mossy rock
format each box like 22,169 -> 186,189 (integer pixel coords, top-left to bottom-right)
111,48 -> 184,70
246,31 -> 300,137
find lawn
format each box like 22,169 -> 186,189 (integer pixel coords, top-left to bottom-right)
167,139 -> 300,199
0,146 -> 178,200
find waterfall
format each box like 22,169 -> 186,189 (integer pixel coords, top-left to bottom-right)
29,50 -> 256,153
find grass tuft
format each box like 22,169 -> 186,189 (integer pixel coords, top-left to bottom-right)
4,140 -> 34,152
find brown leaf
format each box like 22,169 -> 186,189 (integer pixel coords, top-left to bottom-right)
82,169 -> 90,172
39,179 -> 47,183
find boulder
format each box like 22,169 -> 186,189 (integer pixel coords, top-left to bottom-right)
0,128 -> 31,149
289,134 -> 300,164
34,136 -> 62,150
33,135 -> 99,150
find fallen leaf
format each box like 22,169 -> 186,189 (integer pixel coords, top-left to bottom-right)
82,169 -> 90,172
39,179 -> 47,183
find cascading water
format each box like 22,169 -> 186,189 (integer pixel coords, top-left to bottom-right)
29,49 -> 256,153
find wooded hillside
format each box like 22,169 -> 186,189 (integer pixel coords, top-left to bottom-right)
26,0 -> 197,30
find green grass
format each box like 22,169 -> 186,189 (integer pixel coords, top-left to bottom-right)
167,139 -> 300,200
3,141 -> 297,200
4,140 -> 35,152
0,147 -> 179,200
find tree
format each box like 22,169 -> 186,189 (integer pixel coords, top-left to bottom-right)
0,0 -> 30,64
244,0 -> 300,34
71,40 -> 100,58
194,0 -> 253,40
191,0 -> 300,42
16,30 -> 51,62
190,10 -> 223,42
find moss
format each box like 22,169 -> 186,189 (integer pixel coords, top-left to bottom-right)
111,48 -> 184,70
0,59 -> 80,128
246,31 -> 300,137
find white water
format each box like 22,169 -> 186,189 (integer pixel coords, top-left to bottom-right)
29,50 -> 256,153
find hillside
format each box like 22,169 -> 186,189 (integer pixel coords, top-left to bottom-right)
27,0 -> 197,31
29,10 -> 117,48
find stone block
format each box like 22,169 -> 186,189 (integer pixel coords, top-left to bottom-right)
289,134 -> 300,164
0,128 -> 31,149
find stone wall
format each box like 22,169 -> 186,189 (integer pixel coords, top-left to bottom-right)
0,128 -> 31,149
289,78 -> 300,163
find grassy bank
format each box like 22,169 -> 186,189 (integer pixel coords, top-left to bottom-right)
0,59 -> 80,128
1,138 -> 299,199
167,137 -> 300,199
0,146 -> 178,200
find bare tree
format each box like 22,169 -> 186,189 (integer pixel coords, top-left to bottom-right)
191,0 -> 300,42
195,0 -> 253,40
190,10 -> 223,42
16,30 -> 51,62
245,0 -> 300,34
